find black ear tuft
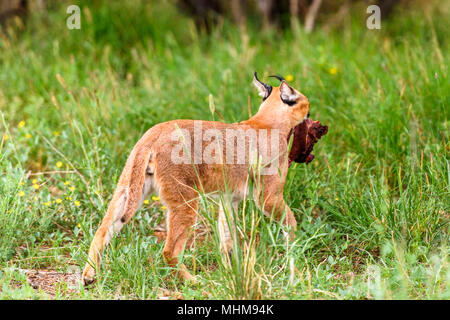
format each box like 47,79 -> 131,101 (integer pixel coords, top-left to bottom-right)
269,75 -> 285,82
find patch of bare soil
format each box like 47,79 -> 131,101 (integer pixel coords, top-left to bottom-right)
20,267 -> 80,298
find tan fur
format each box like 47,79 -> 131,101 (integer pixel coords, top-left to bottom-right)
82,81 -> 310,285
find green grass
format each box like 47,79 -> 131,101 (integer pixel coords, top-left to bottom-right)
0,0 -> 448,299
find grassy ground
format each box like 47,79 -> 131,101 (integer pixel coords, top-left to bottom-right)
0,0 -> 448,299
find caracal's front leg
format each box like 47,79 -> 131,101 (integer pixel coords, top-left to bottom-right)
255,177 -> 297,240
218,199 -> 239,254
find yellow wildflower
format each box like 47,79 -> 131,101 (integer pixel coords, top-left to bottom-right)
44,201 -> 51,206
143,199 -> 150,205
18,120 -> 26,128
25,133 -> 32,139
74,200 -> 80,207
161,205 -> 167,210
55,198 -> 62,204
77,223 -> 81,228
53,131 -> 60,137
56,161 -> 63,168
65,196 -> 73,201
152,196 -> 160,201
285,74 -> 294,82
3,134 -> 8,141
69,186 -> 76,191
335,197 -> 339,201
33,184 -> 40,190
329,67 -> 338,75
20,181 -> 25,186
64,181 -> 70,186
18,191 -> 25,197
32,179 -> 38,184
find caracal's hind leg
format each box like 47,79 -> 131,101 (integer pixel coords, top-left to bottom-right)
162,193 -> 198,282
82,174 -> 154,285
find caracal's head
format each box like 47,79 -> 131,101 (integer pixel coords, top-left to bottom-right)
253,72 -> 310,128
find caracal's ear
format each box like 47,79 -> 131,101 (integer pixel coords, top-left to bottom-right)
279,80 -> 300,105
253,72 -> 272,100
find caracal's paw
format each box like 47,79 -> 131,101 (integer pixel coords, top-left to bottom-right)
220,238 -> 233,255
82,264 -> 96,286
178,264 -> 197,284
